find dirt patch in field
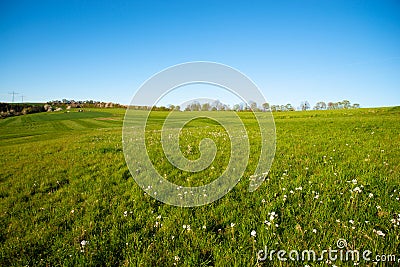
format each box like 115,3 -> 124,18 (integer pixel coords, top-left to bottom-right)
95,117 -> 119,121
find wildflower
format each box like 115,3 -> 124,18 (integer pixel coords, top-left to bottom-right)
353,187 -> 362,193
123,211 -> 128,217
81,240 -> 87,246
373,229 -> 385,237
230,223 -> 236,228
268,212 -> 277,221
349,220 -> 354,224
351,179 -> 357,184
251,230 -> 256,237
262,199 -> 266,203
202,225 -> 207,229
368,193 -> 373,198
312,229 -> 317,233
156,215 -> 162,220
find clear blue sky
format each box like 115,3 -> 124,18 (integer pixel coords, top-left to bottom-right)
1,0 -> 399,108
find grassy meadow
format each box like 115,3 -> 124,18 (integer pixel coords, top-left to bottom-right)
0,107 -> 399,266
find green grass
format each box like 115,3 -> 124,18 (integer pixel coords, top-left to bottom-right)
0,107 -> 399,266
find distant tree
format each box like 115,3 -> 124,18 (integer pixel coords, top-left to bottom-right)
271,105 -> 277,112
233,104 -> 240,111
201,103 -> 211,111
342,100 -> 351,109
300,101 -> 311,111
168,104 -> 175,111
220,104 -> 227,111
262,102 -> 270,111
249,101 -> 258,111
286,103 -> 294,111
211,100 -> 223,111
189,101 -> 201,111
352,103 -> 360,109
314,101 -> 327,110
174,105 -> 181,111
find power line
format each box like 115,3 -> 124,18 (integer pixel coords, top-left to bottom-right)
21,95 -> 25,103
8,91 -> 19,103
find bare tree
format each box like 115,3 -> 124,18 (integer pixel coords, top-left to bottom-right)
314,101 -> 327,110
300,101 -> 311,111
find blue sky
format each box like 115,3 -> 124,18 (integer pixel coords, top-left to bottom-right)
0,0 -> 399,107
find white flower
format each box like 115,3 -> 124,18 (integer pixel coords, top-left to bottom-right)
230,223 -> 236,228
123,211 -> 128,217
349,220 -> 354,224
251,230 -> 256,237
174,255 -> 180,261
373,229 -> 385,237
262,199 -> 266,203
268,211 -> 277,221
353,187 -> 362,193
81,240 -> 87,246
351,179 -> 357,184
312,229 -> 317,233
202,225 -> 207,229
368,193 -> 373,198
156,215 -> 162,220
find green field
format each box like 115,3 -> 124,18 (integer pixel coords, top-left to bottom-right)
1,107 -> 399,266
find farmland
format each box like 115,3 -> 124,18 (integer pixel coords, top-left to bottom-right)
0,107 -> 399,266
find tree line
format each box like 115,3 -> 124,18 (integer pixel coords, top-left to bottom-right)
155,99 -> 361,112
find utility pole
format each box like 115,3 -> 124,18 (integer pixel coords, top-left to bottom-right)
8,91 -> 19,103
21,95 -> 24,103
